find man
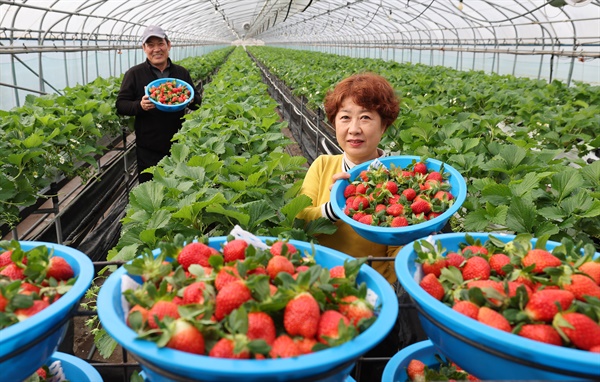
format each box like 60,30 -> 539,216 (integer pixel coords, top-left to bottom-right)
116,25 -> 201,183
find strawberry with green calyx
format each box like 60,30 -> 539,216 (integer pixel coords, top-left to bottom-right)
316,309 -> 356,346
214,279 -> 253,321
515,323 -> 563,346
459,233 -> 489,257
552,266 -> 600,301
147,300 -> 180,329
269,240 -> 298,258
222,239 -> 248,263
15,299 -> 50,322
461,256 -> 491,281
420,273 -> 445,301
414,239 -> 448,278
489,253 -> 511,276
124,251 -> 173,286
521,249 -> 562,274
445,252 -> 466,268
411,196 -> 432,215
266,255 -> 295,281
337,293 -> 375,329
177,241 -> 214,271
284,291 -> 321,338
477,306 -> 512,332
127,304 -> 149,331
524,289 -> 575,322
405,354 -> 477,382
152,317 -> 205,355
452,300 -> 480,320
579,260 -> 600,285
270,334 -> 301,358
209,337 -> 251,359
553,312 -> 600,351
407,359 -> 426,382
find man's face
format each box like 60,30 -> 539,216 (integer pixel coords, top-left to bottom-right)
143,36 -> 171,69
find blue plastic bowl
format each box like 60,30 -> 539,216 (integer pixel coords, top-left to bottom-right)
382,340 -> 448,382
0,241 -> 95,382
145,78 -> 194,112
330,156 -> 467,246
98,237 -> 398,382
394,232 -> 600,380
46,352 -> 103,382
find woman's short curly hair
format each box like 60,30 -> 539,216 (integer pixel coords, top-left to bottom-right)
324,72 -> 400,129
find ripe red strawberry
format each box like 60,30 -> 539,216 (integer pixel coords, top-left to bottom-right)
36,367 -> 47,379
266,255 -> 295,280
126,304 -> 149,328
166,319 -> 205,355
383,181 -> 399,194
46,256 -> 74,281
524,289 -> 575,322
433,190 -> 454,201
488,253 -> 511,276
352,196 -> 369,210
270,241 -> 298,257
461,256 -> 491,281
329,265 -> 345,279
462,245 -> 488,256
355,183 -> 368,195
214,265 -> 240,291
359,170 -> 369,182
177,242 -> 213,270
0,290 -> 8,312
214,280 -> 252,321
477,307 -> 511,332
402,188 -> 417,201
386,203 -> 403,217
0,250 -> 13,268
562,274 -> 600,301
553,312 -> 600,351
223,239 -> 248,262
375,204 -> 387,213
391,216 -> 409,227
411,197 -> 432,215
445,252 -> 465,268
270,334 -> 301,358
317,309 -> 350,344
426,171 -> 443,182
358,214 -> 373,225
338,295 -> 374,327
15,299 -> 50,321
419,273 -> 445,301
148,300 -> 180,329
421,257 -> 448,278
0,263 -> 25,280
182,281 -> 207,305
413,162 -> 428,175
452,300 -> 480,320
522,249 -> 561,273
579,261 -> 600,285
351,211 -> 367,221
406,359 -> 426,382
295,337 -> 318,355
209,337 -> 250,359
518,324 -> 562,346
343,184 -> 357,198
284,292 -> 321,338
247,311 -> 276,345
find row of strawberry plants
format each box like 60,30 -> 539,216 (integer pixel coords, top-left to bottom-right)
0,48 -> 234,232
248,47 -> 600,249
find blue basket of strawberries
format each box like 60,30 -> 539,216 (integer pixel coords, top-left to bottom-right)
146,78 -> 194,112
97,234 -> 398,382
330,155 -> 467,246
394,232 -> 600,380
0,240 -> 95,382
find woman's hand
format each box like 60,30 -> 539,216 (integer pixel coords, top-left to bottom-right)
329,172 -> 350,190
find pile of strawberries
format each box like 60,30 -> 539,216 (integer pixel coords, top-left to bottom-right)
406,355 -> 479,381
0,240 -> 76,329
415,234 -> 600,352
342,161 -> 455,228
148,80 -> 191,106
121,236 -> 377,359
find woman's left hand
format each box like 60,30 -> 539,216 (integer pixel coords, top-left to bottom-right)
329,172 -> 350,190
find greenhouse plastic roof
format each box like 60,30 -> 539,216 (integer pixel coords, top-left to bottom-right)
1,0 -> 598,57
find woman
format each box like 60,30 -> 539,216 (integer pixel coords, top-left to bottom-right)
296,72 -> 425,381
296,72 -> 400,283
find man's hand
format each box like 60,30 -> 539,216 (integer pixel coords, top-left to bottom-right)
140,89 -> 155,111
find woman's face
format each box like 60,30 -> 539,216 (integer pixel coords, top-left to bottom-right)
335,97 -> 385,164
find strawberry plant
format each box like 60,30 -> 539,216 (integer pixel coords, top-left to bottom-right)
414,233 -> 600,352
118,235 -> 378,359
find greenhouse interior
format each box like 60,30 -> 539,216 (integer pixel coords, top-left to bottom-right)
1,0 -> 599,381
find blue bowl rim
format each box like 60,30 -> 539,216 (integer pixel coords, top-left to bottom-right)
0,241 -> 95,357
98,236 -> 399,380
49,352 -> 103,381
394,232 -> 600,379
145,77 -> 194,110
382,339 -> 436,381
330,155 -> 467,236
